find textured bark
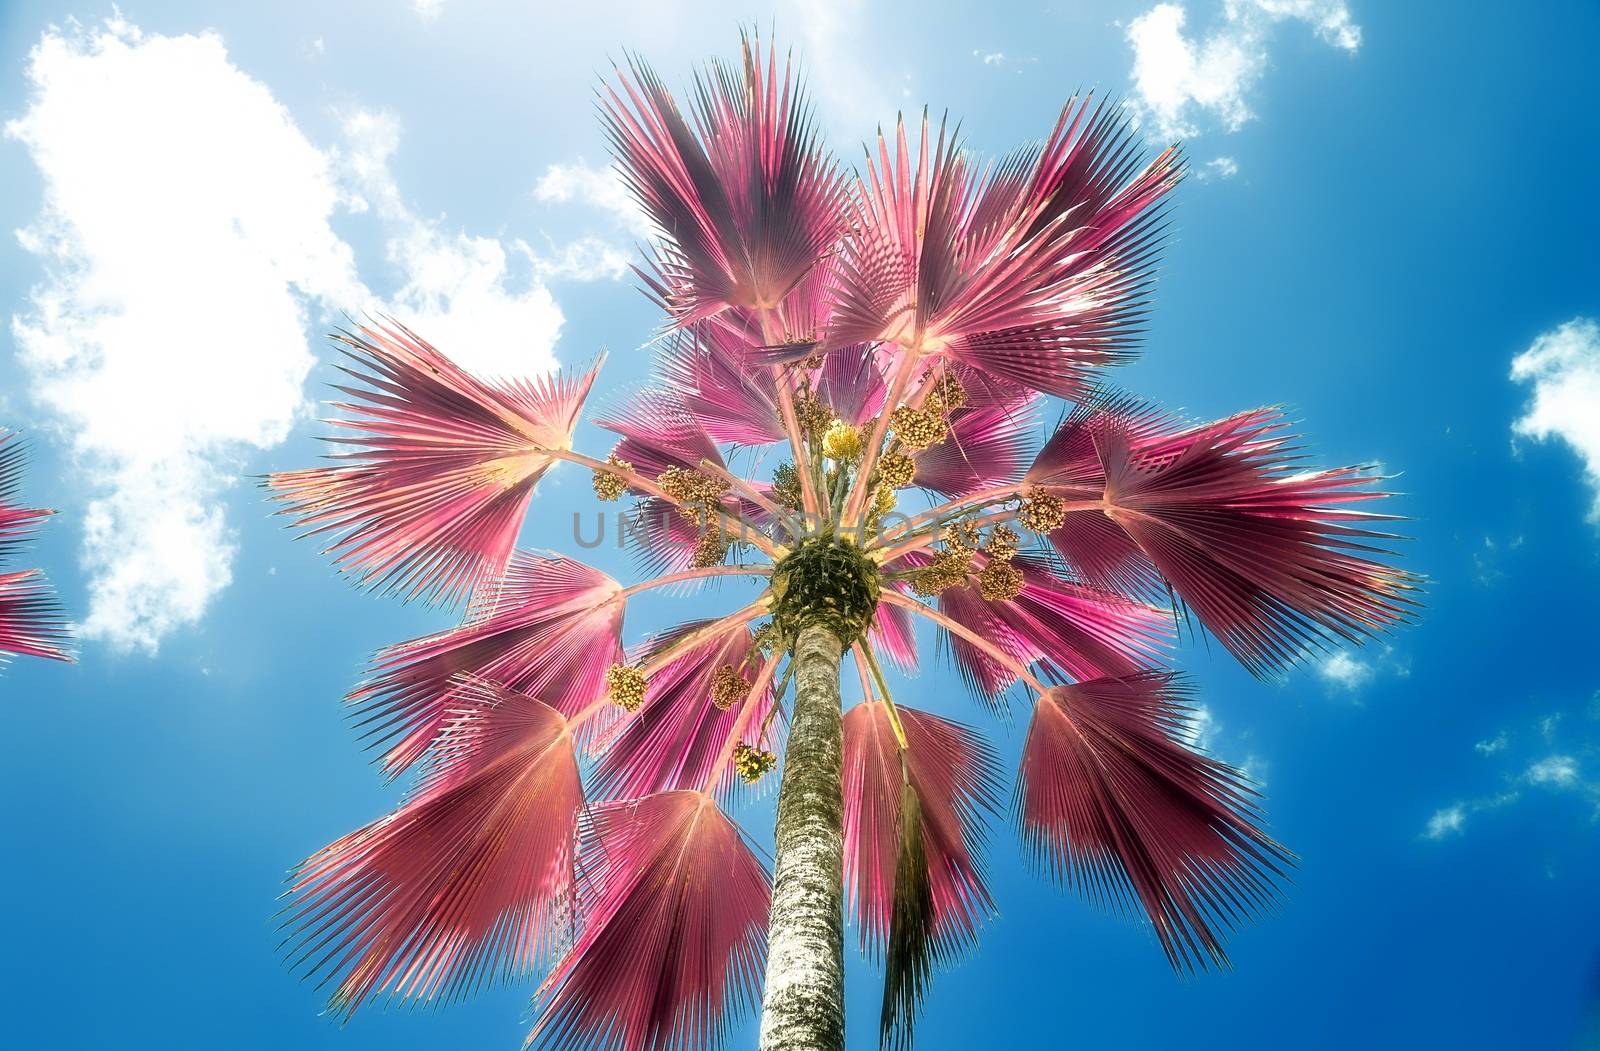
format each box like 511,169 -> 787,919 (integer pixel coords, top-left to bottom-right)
758,623 -> 846,1051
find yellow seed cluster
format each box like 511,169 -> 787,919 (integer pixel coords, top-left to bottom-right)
794,390 -> 832,440
1019,489 -> 1068,534
691,520 -> 728,568
709,664 -> 750,710
889,406 -> 948,451
877,452 -> 916,489
771,462 -> 802,510
985,524 -> 1021,562
606,664 -> 648,712
944,520 -> 982,553
910,545 -> 976,597
734,743 -> 777,784
924,371 -> 969,413
657,466 -> 728,505
978,559 -> 1024,601
591,453 -> 632,501
873,485 -> 898,517
821,420 -> 864,462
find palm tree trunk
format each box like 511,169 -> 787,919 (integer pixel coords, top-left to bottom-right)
758,622 -> 846,1051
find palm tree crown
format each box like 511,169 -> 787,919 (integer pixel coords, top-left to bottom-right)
272,32 -> 1415,1051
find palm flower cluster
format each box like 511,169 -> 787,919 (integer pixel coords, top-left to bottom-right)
0,430 -> 71,667
270,34 -> 1414,1051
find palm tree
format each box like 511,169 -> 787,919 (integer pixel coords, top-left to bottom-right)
0,430 -> 71,667
271,34 -> 1414,1051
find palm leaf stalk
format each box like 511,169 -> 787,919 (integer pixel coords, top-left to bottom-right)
271,30 -> 1416,1051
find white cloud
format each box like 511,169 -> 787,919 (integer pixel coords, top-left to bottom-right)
1317,651 -> 1374,690
1425,715 -> 1600,845
1200,156 -> 1240,179
1125,0 -> 1360,141
973,50 -> 1007,65
8,19 -> 594,653
412,0 -> 445,19
533,160 -> 650,238
1236,753 -> 1270,788
8,19 -> 367,652
340,109 -> 567,381
1178,703 -> 1220,752
534,237 -> 632,283
1475,731 -> 1509,756
1423,805 -> 1466,840
787,0 -> 902,140
1511,318 -> 1600,521
1526,755 -> 1580,788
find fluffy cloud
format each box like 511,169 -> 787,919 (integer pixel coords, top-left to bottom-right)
1125,0 -> 1360,142
1177,703 -> 1220,752
1422,715 -> 1600,842
7,18 -> 367,652
1526,755 -> 1580,788
341,109 -> 571,381
1423,806 -> 1466,840
8,19 -> 597,653
1474,732 -> 1509,756
1317,651 -> 1374,691
534,161 -> 651,238
1510,318 -> 1600,521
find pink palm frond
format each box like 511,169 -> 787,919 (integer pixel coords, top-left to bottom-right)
815,343 -> 889,426
926,554 -> 1171,704
284,681 -> 583,1016
590,621 -> 772,799
830,105 -> 1179,398
350,552 -> 625,774
657,325 -> 786,446
0,433 -> 70,664
0,434 -> 53,555
529,790 -> 769,1051
844,700 -> 992,1043
266,320 -> 599,606
1016,673 -> 1291,971
912,395 -> 1040,499
603,32 -> 847,327
843,701 -> 1000,1033
0,570 -> 71,663
867,599 -> 918,672
599,387 -> 733,480
1088,408 -> 1417,675
619,495 -> 775,577
1026,395 -> 1180,597
827,112 -> 994,352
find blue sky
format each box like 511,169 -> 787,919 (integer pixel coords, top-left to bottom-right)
2,1 -> 1598,1048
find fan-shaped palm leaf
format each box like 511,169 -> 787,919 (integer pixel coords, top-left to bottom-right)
351,552 -> 625,773
1091,409 -> 1418,675
1016,673 -> 1291,970
266,320 -> 598,606
529,790 -> 769,1051
929,554 -> 1171,704
603,31 -> 847,326
284,681 -> 583,1016
590,621 -> 773,799
843,701 -> 1001,1047
0,570 -> 71,663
